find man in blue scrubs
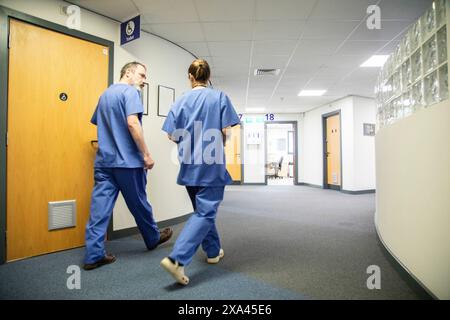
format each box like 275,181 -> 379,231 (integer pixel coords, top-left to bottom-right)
160,59 -> 240,285
83,62 -> 173,270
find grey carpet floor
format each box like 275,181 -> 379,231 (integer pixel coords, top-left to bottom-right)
0,185 -> 430,299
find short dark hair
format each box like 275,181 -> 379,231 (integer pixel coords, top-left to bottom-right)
120,61 -> 146,79
188,59 -> 210,82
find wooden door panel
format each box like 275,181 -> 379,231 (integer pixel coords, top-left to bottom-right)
225,125 -> 241,181
326,115 -> 341,186
7,19 -> 109,261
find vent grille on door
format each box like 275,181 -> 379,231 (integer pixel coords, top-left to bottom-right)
48,200 -> 76,230
254,68 -> 280,76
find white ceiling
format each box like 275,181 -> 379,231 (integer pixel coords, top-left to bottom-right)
69,0 -> 433,113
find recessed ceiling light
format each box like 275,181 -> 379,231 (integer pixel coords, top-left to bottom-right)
360,55 -> 389,67
245,107 -> 265,112
298,90 -> 327,96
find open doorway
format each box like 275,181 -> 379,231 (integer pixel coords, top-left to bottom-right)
265,122 -> 298,186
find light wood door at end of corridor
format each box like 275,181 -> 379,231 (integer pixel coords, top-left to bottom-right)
6,19 -> 109,261
225,124 -> 242,182
325,114 -> 341,187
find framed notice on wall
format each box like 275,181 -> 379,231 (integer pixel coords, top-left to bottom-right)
158,85 -> 175,117
363,123 -> 375,136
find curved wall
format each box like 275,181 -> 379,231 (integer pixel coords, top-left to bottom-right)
374,1 -> 450,299
375,100 -> 450,299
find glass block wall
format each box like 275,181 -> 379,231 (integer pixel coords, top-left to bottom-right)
375,0 -> 448,130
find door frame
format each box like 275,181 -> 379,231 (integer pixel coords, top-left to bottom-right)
322,110 -> 343,191
0,6 -> 114,264
264,121 -> 299,186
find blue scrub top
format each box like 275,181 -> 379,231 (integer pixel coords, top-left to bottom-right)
91,83 -> 144,168
162,88 -> 240,186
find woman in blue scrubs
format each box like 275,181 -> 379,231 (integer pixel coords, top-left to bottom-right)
161,59 -> 240,285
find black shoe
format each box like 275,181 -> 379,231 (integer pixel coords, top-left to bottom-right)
83,254 -> 116,270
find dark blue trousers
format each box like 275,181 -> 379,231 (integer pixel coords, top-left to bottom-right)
84,168 -> 159,264
169,186 -> 225,266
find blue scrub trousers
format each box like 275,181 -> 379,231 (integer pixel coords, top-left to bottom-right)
84,168 -> 160,264
169,186 -> 225,266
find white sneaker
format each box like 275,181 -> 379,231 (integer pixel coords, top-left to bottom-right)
207,248 -> 224,264
160,257 -> 189,285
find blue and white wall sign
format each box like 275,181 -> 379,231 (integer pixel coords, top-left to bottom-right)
121,15 -> 140,45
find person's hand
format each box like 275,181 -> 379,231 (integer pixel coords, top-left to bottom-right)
144,154 -> 155,170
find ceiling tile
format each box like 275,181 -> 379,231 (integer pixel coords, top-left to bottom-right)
213,66 -> 250,77
302,20 -> 360,39
283,65 -> 320,78
213,56 -> 250,69
303,77 -> 337,89
178,42 -> 210,56
253,40 -> 298,56
208,41 -> 252,56
254,20 -> 306,40
251,55 -> 289,69
256,0 -> 317,20
309,0 -> 379,20
349,20 -> 412,41
246,98 -> 270,107
376,41 -> 401,55
320,55 -> 368,69
336,40 -> 389,55
289,53 -> 332,68
202,22 -> 253,41
378,0 -> 433,21
295,39 -> 343,55
146,23 -> 205,42
72,0 -> 429,113
136,0 -> 198,23
194,0 -> 255,22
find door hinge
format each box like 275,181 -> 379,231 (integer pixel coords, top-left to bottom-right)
8,31 -> 11,49
5,132 -> 8,146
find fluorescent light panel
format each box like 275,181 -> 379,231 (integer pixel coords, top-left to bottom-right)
298,90 -> 326,96
360,55 -> 389,67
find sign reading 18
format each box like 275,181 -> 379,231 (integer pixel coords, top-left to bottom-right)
238,114 -> 275,121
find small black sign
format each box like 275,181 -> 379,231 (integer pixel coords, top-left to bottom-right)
59,93 -> 68,101
363,123 -> 375,136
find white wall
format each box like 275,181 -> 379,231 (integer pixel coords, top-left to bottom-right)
375,100 -> 450,299
242,121 -> 265,183
374,5 -> 450,299
301,95 -> 376,191
0,0 -> 193,230
352,96 -> 376,191
303,96 -> 354,188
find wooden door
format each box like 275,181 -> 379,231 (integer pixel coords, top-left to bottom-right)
6,19 -> 109,261
326,115 -> 341,187
225,124 -> 241,182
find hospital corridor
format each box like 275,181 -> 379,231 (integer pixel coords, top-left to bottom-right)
0,0 -> 448,303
